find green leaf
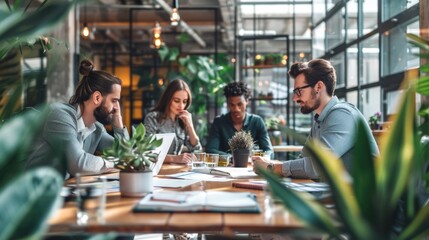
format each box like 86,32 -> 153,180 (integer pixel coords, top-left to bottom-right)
0,1 -> 80,43
0,108 -> 46,185
417,76 -> 429,95
168,47 -> 180,61
259,167 -> 339,237
157,45 -> 169,62
398,204 -> 429,240
350,119 -> 377,226
0,167 -> 63,240
377,86 -> 416,215
305,139 -> 373,239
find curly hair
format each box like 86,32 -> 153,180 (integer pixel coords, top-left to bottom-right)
223,81 -> 251,100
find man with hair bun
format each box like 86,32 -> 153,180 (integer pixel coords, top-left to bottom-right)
206,81 -> 273,157
25,59 -> 129,179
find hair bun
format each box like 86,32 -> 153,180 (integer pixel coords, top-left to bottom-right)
79,59 -> 94,76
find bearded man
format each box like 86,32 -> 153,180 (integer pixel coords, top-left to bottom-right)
25,60 -> 129,179
253,59 -> 379,179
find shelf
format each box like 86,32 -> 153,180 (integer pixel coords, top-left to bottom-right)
250,97 -> 288,101
241,64 -> 287,69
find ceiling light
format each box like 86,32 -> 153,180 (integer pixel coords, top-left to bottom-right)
152,22 -> 163,49
81,4 -> 90,39
82,24 -> 90,38
170,0 -> 180,26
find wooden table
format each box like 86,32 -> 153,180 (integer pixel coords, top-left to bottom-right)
48,164 -> 305,236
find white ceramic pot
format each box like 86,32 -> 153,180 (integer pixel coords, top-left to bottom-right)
119,170 -> 153,197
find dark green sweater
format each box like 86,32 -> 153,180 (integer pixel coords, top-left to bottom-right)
205,113 -> 273,155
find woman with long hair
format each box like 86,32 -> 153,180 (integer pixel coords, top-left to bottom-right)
144,79 -> 201,164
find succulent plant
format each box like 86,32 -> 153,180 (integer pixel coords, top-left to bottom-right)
102,123 -> 163,172
228,130 -> 255,152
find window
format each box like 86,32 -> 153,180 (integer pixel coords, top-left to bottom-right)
330,53 -> 345,88
381,18 -> 419,77
326,9 -> 345,50
347,0 -> 358,43
312,0 -> 325,23
382,0 -> 419,22
362,34 -> 379,84
363,0 -> 378,34
347,44 -> 358,88
313,23 -> 326,58
362,87 -> 381,119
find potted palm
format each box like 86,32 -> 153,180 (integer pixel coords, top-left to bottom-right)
102,123 -> 162,197
228,130 -> 254,167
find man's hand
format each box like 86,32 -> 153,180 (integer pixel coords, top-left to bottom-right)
252,156 -> 271,174
112,105 -> 124,129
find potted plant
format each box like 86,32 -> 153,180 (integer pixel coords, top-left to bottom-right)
368,111 -> 381,130
228,130 -> 254,167
257,34 -> 429,239
0,1 -> 87,239
102,123 -> 163,197
265,117 -> 283,146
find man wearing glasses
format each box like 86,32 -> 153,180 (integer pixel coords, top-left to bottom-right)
253,59 -> 379,179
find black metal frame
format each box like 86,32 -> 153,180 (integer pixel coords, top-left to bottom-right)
128,6 -> 219,127
237,34 -> 291,127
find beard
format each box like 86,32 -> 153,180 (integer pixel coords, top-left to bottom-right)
299,90 -> 320,114
94,102 -> 113,125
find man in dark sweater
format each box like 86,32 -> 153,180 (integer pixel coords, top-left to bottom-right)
205,81 -> 273,157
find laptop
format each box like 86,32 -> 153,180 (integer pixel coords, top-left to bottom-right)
149,133 -> 175,176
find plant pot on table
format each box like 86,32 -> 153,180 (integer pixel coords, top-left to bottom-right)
119,170 -> 153,197
232,149 -> 251,167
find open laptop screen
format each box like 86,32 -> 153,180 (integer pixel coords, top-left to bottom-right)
149,133 -> 175,176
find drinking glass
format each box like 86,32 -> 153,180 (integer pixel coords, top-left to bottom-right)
205,153 -> 219,168
75,174 -> 106,225
192,152 -> 206,168
218,155 -> 230,167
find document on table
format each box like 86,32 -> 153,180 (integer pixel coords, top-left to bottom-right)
133,190 -> 260,213
191,167 -> 258,179
165,171 -> 219,180
153,178 -> 201,188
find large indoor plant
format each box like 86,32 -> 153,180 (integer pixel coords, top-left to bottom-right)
0,1 -> 86,239
102,123 -> 162,197
258,35 -> 429,239
228,130 -> 254,167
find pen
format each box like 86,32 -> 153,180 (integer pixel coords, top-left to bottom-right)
150,196 -> 186,204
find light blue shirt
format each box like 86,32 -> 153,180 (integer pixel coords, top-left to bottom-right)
25,103 -> 129,179
282,96 -> 379,179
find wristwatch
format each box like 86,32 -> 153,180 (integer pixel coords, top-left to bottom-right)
267,163 -> 274,171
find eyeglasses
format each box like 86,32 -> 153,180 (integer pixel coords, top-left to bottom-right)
293,83 -> 316,97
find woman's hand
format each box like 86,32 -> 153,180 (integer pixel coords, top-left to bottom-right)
177,110 -> 194,129
165,153 -> 194,164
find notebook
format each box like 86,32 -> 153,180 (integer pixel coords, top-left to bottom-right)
150,133 -> 175,176
233,180 -> 331,199
133,190 -> 260,213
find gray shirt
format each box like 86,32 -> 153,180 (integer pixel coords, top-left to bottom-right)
25,103 -> 129,179
282,96 -> 379,179
144,111 -> 202,155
